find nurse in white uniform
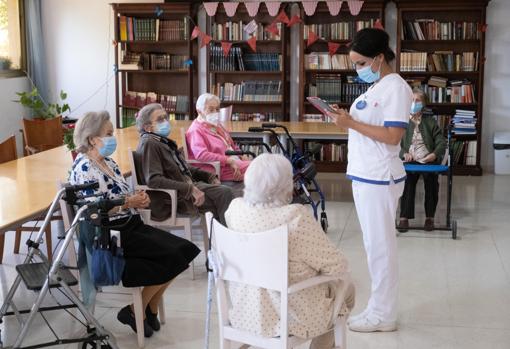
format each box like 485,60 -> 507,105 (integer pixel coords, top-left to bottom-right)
327,28 -> 413,333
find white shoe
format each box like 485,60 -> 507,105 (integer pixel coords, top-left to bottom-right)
348,315 -> 397,333
346,308 -> 370,325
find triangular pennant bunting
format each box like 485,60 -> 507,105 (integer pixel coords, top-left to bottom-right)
244,1 -> 261,17
275,9 -> 290,24
247,36 -> 257,52
328,42 -> 341,56
287,15 -> 302,27
265,2 -> 281,17
302,1 -> 319,16
347,0 -> 364,16
221,42 -> 233,57
307,31 -> 319,47
201,33 -> 212,48
326,1 -> 343,16
191,26 -> 202,40
265,21 -> 280,36
373,19 -> 384,30
203,2 -> 219,16
223,2 -> 239,17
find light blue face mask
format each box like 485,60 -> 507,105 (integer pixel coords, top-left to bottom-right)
410,101 -> 423,114
356,58 -> 381,83
154,120 -> 171,137
98,136 -> 117,157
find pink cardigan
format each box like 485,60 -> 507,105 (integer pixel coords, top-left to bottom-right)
186,120 -> 250,181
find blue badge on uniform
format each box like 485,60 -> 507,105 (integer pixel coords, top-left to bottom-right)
356,100 -> 367,110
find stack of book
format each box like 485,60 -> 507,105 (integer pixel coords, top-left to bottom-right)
402,19 -> 480,40
452,109 -> 476,135
139,53 -> 188,70
119,17 -> 189,41
119,46 -> 141,70
305,53 -> 351,70
401,51 -> 479,72
209,45 -> 281,71
231,112 -> 281,122
407,76 -> 476,104
211,81 -> 282,102
307,74 -> 342,103
211,22 -> 281,41
304,20 -> 376,41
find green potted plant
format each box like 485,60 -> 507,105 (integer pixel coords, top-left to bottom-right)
15,88 -> 70,119
63,124 -> 78,160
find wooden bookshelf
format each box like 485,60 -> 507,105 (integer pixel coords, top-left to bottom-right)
395,0 -> 490,175
206,3 -> 289,122
112,3 -> 198,128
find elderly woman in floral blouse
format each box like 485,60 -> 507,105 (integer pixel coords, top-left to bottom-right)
224,153 -> 355,348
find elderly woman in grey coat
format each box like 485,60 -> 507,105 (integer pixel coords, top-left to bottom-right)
135,103 -> 234,225
225,153 -> 355,349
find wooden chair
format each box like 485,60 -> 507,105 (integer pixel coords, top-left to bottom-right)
22,116 -> 64,155
0,135 -> 53,264
57,181 -> 166,349
206,212 -> 351,349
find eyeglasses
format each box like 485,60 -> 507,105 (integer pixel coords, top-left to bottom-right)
154,113 -> 169,123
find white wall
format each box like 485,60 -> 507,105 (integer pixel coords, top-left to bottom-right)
0,76 -> 30,156
38,0 -> 509,172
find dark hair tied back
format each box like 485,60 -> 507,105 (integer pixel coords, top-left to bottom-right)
350,28 -> 395,62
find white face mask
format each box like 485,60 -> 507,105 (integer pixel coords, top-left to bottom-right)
205,112 -> 220,125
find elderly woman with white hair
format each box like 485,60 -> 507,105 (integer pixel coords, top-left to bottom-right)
185,93 -> 250,182
225,153 -> 355,349
69,111 -> 200,337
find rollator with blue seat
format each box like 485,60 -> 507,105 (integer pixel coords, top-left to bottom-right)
397,123 -> 458,239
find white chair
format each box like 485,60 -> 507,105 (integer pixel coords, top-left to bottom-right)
57,181 -> 165,349
180,127 -> 221,180
220,105 -> 233,123
128,149 -> 210,279
206,212 -> 350,349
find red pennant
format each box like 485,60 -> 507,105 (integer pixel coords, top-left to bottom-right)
247,36 -> 257,52
200,34 -> 212,48
328,42 -> 341,56
373,19 -> 384,30
307,31 -> 319,47
479,24 -> 488,32
112,40 -> 118,47
221,42 -> 233,57
191,26 -> 201,40
275,10 -> 290,24
287,15 -> 302,27
266,22 -> 280,36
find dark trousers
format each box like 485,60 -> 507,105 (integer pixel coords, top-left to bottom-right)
196,182 -> 234,225
400,170 -> 439,219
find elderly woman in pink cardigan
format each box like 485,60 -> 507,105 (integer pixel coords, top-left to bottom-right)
186,93 -> 250,182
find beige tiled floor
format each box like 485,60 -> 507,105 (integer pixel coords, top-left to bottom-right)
1,174 -> 510,348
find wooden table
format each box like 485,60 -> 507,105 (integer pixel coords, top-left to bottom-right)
0,121 -> 347,234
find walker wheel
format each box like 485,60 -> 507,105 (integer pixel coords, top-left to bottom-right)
81,338 -> 112,348
451,220 -> 457,240
320,212 -> 328,233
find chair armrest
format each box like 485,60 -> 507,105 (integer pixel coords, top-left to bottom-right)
134,185 -> 177,226
187,159 -> 221,179
25,145 -> 38,155
288,273 -> 350,294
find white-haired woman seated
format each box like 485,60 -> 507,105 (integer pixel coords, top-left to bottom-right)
225,153 -> 355,349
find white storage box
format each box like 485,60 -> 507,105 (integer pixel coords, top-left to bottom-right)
494,132 -> 510,175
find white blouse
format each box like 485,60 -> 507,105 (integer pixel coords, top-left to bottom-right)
224,198 -> 350,339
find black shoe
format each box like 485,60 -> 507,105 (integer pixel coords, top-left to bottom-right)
145,306 -> 161,331
424,218 -> 435,231
397,219 -> 409,232
117,305 -> 154,338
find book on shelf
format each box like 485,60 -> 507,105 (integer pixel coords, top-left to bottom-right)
305,53 -> 351,70
122,90 -> 189,119
303,113 -> 333,123
211,21 -> 282,41
304,141 -> 348,163
231,112 -> 282,122
404,76 -> 476,103
118,45 -> 141,70
211,80 -> 282,102
122,108 -> 137,127
402,19 -> 481,40
307,73 -> 342,103
209,45 -> 281,72
400,51 -> 478,72
452,109 -> 477,135
304,20 -> 376,41
451,140 -> 477,165
139,53 -> 188,70
119,16 -> 189,41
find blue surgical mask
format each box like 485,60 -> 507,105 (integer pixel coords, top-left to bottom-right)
154,120 -> 171,137
98,136 -> 117,157
410,101 -> 423,114
356,58 -> 381,83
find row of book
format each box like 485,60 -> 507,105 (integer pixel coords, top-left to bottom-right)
210,81 -> 282,102
119,17 -> 189,41
211,22 -> 282,41
402,20 -> 480,41
238,143 -> 283,156
305,53 -> 352,70
407,76 -> 476,103
303,20 -> 377,41
451,140 -> 477,165
303,113 -> 334,123
452,109 -> 477,135
123,90 -> 189,114
307,76 -> 370,104
209,45 -> 281,71
231,112 -> 282,122
140,53 -> 188,70
122,108 -> 137,128
400,51 -> 479,72
304,142 -> 348,163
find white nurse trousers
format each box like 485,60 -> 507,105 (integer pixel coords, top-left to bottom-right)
352,179 -> 404,323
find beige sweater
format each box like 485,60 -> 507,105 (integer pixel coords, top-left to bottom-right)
224,198 -> 350,339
